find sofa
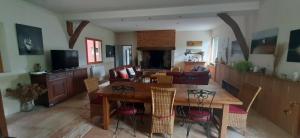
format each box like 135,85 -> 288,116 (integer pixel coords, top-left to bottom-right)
109,65 -> 142,83
109,65 -> 209,85
167,71 -> 209,85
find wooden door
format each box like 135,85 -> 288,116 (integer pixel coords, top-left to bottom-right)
0,92 -> 8,137
47,78 -> 68,104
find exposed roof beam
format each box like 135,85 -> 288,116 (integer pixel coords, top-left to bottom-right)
64,1 -> 259,20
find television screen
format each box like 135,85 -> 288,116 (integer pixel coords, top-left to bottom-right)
51,50 -> 79,70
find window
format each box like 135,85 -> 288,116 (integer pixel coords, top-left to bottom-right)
210,37 -> 219,64
85,38 -> 102,64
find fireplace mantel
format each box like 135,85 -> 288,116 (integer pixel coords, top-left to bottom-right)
137,30 -> 175,50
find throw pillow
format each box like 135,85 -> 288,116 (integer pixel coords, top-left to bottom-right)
127,67 -> 136,76
118,69 -> 129,79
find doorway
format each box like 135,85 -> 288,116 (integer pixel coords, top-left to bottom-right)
115,45 -> 132,67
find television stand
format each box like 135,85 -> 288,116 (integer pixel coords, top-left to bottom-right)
30,67 -> 87,107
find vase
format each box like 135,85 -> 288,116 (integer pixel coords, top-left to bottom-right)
21,100 -> 35,112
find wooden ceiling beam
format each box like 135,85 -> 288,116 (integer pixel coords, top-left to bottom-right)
217,13 -> 249,60
66,20 -> 89,49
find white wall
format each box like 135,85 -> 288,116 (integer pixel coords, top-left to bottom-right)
211,16 -> 248,64
0,0 -> 115,116
249,0 -> 300,77
73,23 -> 115,80
116,31 -> 212,69
212,0 -> 300,77
175,31 -> 212,68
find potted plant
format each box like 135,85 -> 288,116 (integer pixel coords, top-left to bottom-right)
233,60 -> 253,73
6,83 -> 46,112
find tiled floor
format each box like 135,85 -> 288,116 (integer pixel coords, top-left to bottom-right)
7,93 -> 292,138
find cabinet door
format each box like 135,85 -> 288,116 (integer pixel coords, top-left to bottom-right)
73,68 -> 88,94
48,78 -> 68,104
66,71 -> 75,97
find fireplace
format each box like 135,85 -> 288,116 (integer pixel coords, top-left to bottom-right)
141,50 -> 171,69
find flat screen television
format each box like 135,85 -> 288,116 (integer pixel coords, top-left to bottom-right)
51,50 -> 79,70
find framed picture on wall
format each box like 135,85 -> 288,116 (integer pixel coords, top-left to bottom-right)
16,24 -> 44,55
250,28 -> 278,54
287,29 -> 300,62
187,41 -> 202,47
106,45 -> 115,57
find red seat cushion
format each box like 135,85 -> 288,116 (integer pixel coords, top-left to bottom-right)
229,105 -> 247,114
188,110 -> 211,122
117,107 -> 137,115
118,69 -> 129,79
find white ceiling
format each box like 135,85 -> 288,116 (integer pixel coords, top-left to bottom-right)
26,0 -> 257,13
93,15 -> 224,32
25,0 -> 259,32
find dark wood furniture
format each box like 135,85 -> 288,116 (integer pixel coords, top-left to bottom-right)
137,30 -> 176,50
215,63 -> 300,137
30,68 -> 88,107
0,53 -> 3,73
0,92 -> 8,137
96,82 -> 242,138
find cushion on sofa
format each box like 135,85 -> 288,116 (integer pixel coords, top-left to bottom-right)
192,66 -> 208,72
118,69 -> 129,79
127,67 -> 136,76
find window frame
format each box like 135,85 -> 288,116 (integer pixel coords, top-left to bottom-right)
85,37 -> 103,65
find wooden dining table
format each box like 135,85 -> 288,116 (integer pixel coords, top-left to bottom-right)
96,81 -> 242,138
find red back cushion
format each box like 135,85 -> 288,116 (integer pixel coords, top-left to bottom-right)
118,69 -> 129,79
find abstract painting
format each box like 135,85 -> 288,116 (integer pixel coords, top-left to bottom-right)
106,45 -> 115,57
287,29 -> 300,62
251,28 -> 278,54
16,24 -> 44,55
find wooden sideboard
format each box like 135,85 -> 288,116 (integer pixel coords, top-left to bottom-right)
137,30 -> 175,50
0,92 -> 8,137
30,68 -> 88,107
215,63 -> 300,137
183,61 -> 206,72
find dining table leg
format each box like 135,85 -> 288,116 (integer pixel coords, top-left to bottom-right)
220,104 -> 229,138
102,96 -> 110,130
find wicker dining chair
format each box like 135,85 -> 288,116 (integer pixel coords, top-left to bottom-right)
156,75 -> 173,84
150,72 -> 167,83
171,66 -> 181,72
150,87 -> 176,138
185,89 -> 216,138
84,77 -> 103,119
227,83 -> 262,135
